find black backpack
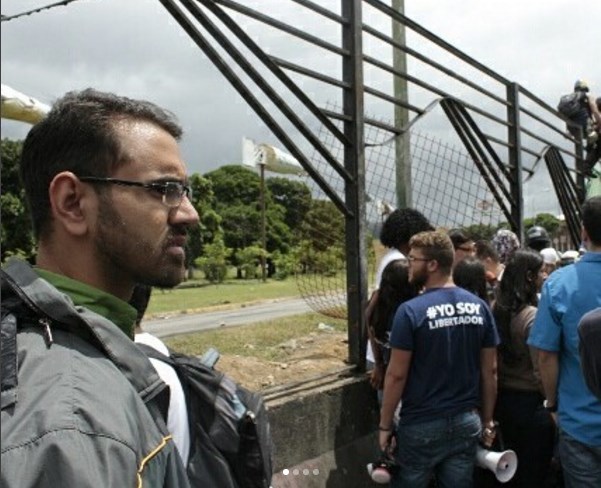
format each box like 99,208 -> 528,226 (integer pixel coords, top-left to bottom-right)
137,344 -> 273,488
557,92 -> 584,119
558,92 -> 592,137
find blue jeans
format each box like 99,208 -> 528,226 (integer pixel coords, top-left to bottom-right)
393,409 -> 481,488
559,429 -> 601,488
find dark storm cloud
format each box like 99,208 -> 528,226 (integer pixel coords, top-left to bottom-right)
2,0 -> 600,196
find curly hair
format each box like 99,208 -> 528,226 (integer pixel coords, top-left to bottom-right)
379,208 -> 434,250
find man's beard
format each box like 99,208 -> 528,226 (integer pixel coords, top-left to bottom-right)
94,200 -> 185,289
409,269 -> 427,290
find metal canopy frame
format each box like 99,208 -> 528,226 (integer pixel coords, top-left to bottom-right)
158,0 -> 587,370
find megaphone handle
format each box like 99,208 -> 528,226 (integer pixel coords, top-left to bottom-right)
494,421 -> 506,451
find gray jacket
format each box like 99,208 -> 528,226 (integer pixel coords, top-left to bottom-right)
1,260 -> 192,488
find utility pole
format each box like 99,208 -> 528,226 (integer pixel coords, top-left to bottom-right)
259,162 -> 267,282
392,0 -> 412,208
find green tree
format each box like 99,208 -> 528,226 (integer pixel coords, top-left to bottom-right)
461,223 -> 497,242
300,199 -> 345,252
235,245 -> 267,280
186,173 -> 220,272
194,234 -> 232,283
219,204 -> 262,250
204,165 -> 294,266
265,203 -> 292,255
524,213 -> 561,236
266,177 -> 312,230
1,139 -> 34,262
205,165 -> 261,206
294,199 -> 346,275
270,250 -> 297,280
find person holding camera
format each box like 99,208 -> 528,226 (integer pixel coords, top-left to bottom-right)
558,80 -> 601,177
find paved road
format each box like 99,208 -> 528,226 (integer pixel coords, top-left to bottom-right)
143,297 -> 312,338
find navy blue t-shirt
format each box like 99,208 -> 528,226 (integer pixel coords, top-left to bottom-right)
390,286 -> 499,424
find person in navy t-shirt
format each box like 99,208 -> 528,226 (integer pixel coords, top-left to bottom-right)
379,230 -> 500,488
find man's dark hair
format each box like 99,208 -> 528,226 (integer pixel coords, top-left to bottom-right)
475,240 -> 500,263
20,88 -> 183,239
379,208 -> 434,250
371,259 -> 417,343
448,229 -> 472,250
582,196 -> 601,246
129,284 -> 153,326
453,257 -> 488,302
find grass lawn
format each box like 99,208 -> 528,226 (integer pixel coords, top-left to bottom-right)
146,277 -> 302,316
147,273 -> 351,362
165,312 -> 347,361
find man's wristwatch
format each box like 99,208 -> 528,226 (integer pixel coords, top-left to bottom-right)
543,399 -> 557,413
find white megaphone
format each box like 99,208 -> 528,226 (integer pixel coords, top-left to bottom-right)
476,446 -> 518,483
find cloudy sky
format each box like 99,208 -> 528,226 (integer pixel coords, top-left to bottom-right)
2,0 -> 600,214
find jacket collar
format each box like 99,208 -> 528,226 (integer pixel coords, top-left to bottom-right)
1,259 -> 164,401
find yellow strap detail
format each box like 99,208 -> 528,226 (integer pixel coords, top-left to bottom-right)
136,435 -> 172,488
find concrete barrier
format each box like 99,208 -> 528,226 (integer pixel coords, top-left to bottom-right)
265,369 -> 381,487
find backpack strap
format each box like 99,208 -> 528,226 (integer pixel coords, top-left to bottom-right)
1,309 -> 18,410
137,342 -> 174,365
135,343 -> 173,422
137,341 -> 221,369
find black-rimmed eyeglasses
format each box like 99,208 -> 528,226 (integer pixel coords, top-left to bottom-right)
78,176 -> 192,208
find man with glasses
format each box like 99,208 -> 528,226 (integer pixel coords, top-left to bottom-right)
1,89 -> 198,487
448,228 -> 476,269
379,230 -> 499,488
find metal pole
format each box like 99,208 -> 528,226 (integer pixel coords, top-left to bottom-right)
342,0 -> 367,369
574,129 -> 586,203
392,0 -> 411,208
260,163 -> 267,281
506,82 -> 524,242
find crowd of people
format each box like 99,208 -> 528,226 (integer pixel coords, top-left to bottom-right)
369,201 -> 601,487
1,86 -> 599,488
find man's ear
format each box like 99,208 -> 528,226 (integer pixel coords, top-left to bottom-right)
427,259 -> 439,273
48,171 -> 94,237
